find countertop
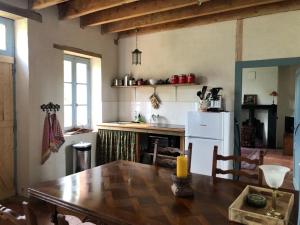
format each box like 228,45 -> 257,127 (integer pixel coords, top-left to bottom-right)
97,122 -> 185,136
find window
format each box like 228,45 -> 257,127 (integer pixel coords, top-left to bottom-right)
64,55 -> 91,129
0,17 -> 14,56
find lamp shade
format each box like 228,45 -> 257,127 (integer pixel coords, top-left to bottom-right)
270,91 -> 278,97
259,165 -> 290,189
132,48 -> 142,65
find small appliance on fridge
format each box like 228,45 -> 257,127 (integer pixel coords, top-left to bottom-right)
185,111 -> 233,177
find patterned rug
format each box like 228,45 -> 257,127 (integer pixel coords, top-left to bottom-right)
241,147 -> 267,170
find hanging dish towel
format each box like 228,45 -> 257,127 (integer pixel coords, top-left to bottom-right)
41,113 -> 54,164
51,113 -> 65,152
41,113 -> 65,164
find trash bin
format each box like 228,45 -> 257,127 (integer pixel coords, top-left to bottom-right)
73,142 -> 92,172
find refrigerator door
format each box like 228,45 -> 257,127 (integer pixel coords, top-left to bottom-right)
186,112 -> 223,140
188,137 -> 222,176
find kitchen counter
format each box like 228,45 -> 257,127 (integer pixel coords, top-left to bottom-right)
97,122 -> 186,155
97,122 -> 185,136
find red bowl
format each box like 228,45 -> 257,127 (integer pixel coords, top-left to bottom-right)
170,75 -> 179,84
179,75 -> 187,84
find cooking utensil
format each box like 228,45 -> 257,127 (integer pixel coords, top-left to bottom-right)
201,86 -> 207,99
129,79 -> 135,86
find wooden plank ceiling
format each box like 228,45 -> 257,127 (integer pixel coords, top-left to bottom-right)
32,0 -> 300,37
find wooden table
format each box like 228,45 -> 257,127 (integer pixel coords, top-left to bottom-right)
28,161 -> 299,225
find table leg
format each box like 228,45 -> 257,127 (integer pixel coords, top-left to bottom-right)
51,205 -> 58,225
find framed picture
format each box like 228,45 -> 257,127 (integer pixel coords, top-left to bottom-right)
244,94 -> 257,105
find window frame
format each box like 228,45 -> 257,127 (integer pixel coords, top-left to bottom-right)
0,16 -> 14,57
64,54 -> 91,130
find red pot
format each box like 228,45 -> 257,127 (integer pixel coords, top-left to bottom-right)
179,75 -> 187,84
187,73 -> 196,83
170,75 -> 179,84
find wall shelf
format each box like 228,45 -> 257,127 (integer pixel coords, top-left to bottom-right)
111,83 -> 201,88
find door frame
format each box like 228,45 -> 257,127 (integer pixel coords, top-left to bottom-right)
234,57 -> 300,187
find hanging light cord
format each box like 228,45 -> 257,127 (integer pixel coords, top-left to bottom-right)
135,29 -> 138,49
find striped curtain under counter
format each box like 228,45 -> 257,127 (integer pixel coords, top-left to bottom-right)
96,129 -> 136,166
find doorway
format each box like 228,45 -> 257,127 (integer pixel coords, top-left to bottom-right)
0,16 -> 15,199
234,57 -> 300,190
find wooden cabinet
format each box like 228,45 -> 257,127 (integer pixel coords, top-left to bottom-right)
283,133 -> 293,156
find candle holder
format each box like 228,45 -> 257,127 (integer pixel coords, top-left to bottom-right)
171,173 -> 193,197
259,165 -> 290,219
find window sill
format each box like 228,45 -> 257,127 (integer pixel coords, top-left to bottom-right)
64,128 -> 95,137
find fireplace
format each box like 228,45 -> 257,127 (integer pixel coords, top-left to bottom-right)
241,119 -> 264,148
241,104 -> 277,148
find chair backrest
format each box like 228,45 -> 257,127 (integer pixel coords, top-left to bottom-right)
212,146 -> 264,185
0,202 -> 37,225
153,140 -> 192,173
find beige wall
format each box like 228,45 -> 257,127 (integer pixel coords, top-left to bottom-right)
6,1 -> 300,194
9,5 -> 119,194
118,10 -> 300,126
243,10 -> 300,61
118,21 -> 236,124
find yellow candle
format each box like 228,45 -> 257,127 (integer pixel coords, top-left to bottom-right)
176,155 -> 188,178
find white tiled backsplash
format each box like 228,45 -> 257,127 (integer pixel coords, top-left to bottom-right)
117,85 -> 201,125
118,101 -> 197,125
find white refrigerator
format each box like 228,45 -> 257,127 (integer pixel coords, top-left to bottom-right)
185,111 -> 233,177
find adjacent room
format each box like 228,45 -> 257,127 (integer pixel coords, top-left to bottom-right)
0,0 -> 300,225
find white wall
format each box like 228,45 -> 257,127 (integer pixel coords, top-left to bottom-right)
242,67 -> 278,105
118,21 -> 236,125
15,18 -> 30,195
240,67 -> 278,145
277,65 -> 297,148
10,5 -> 119,195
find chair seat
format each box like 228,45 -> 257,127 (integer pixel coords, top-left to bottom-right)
65,215 -> 82,225
62,215 -> 96,225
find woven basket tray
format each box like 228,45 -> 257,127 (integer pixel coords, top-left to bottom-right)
229,185 -> 294,225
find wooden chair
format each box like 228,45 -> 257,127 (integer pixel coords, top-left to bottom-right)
57,214 -> 96,225
0,202 -> 38,225
152,140 -> 192,172
212,146 -> 264,185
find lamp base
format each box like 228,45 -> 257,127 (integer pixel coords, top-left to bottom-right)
266,209 -> 283,219
171,173 -> 193,197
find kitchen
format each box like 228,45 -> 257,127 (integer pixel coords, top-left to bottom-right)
0,0 -> 300,225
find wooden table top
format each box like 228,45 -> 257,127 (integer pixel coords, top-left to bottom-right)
97,123 -> 185,136
28,161 -> 299,225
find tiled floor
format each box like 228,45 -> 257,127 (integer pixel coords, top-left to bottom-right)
241,147 -> 294,190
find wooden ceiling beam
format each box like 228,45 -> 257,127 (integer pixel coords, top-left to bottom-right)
80,0 -> 200,27
118,0 -> 300,38
32,0 -> 69,10
58,0 -> 139,20
102,0 -> 286,34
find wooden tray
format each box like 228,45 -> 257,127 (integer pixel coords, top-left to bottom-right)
229,185 -> 294,225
